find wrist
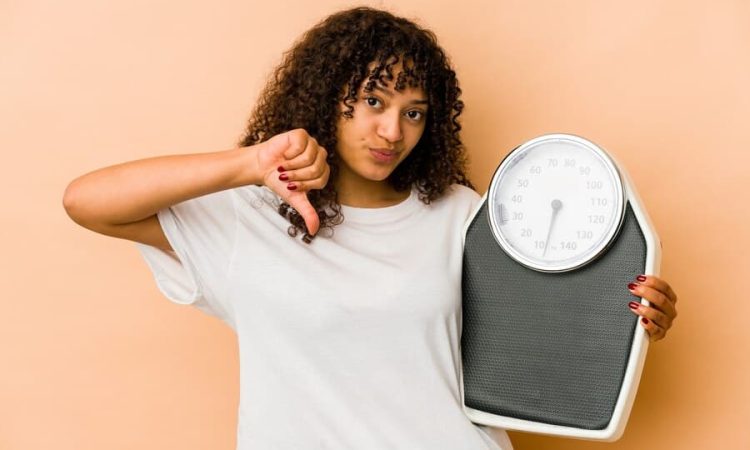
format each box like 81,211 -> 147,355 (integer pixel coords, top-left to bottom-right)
228,143 -> 265,187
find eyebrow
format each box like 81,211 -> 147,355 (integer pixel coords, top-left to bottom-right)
372,84 -> 429,105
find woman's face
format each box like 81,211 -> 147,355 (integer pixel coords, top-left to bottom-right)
334,74 -> 429,189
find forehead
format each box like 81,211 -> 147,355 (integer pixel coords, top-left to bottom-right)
361,59 -> 427,98
367,82 -> 428,104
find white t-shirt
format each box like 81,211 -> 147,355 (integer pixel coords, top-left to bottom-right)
136,184 -> 513,450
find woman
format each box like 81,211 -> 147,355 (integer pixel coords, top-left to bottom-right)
63,7 -> 678,449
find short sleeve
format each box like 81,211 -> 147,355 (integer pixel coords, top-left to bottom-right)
136,189 -> 238,327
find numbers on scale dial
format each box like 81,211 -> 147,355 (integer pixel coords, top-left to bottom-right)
493,142 -> 620,269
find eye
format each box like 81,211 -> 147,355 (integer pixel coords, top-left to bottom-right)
365,96 -> 382,108
406,110 -> 425,121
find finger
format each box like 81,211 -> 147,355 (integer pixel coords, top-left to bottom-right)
637,274 -> 678,304
628,281 -> 677,321
283,139 -> 322,172
281,129 -> 312,160
277,148 -> 328,182
284,174 -> 328,193
263,168 -> 320,236
261,132 -> 290,161
639,316 -> 666,342
319,162 -> 330,187
284,191 -> 320,236
297,163 -> 331,190
282,136 -> 321,170
628,300 -> 672,331
266,179 -> 320,235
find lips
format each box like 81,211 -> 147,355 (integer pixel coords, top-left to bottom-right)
369,148 -> 398,163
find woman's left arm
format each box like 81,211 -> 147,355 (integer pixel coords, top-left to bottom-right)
627,275 -> 678,342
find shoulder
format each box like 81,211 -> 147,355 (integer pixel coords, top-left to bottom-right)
170,185 -> 280,230
169,187 -> 238,221
233,184 -> 281,208
433,184 -> 482,209
424,184 -> 482,223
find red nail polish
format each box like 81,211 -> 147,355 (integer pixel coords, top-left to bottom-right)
641,318 -> 649,325
277,166 -> 286,173
287,183 -> 297,191
636,275 -> 647,282
628,302 -> 640,310
279,173 -> 289,181
628,282 -> 638,290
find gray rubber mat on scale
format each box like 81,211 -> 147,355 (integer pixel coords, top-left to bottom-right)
462,202 -> 646,430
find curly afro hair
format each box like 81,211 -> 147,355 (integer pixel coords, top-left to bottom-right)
236,6 -> 473,242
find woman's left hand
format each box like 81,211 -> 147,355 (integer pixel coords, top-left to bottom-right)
626,275 -> 678,342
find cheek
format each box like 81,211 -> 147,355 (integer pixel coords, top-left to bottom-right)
336,118 -> 366,155
335,114 -> 356,140
342,112 -> 377,140
406,123 -> 426,148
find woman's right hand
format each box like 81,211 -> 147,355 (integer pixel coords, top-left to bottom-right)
253,129 -> 330,235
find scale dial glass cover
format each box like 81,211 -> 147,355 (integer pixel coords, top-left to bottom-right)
487,134 -> 626,272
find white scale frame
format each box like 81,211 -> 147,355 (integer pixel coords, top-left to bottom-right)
460,134 -> 661,441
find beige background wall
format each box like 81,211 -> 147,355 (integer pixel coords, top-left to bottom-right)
2,0 -> 748,448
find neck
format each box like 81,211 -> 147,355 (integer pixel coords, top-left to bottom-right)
334,175 -> 410,208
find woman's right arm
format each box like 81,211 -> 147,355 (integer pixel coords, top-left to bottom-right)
62,129 -> 329,250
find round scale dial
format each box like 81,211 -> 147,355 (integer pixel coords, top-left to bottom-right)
487,134 -> 626,272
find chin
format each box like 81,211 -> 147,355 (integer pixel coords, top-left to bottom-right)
366,163 -> 401,181
361,171 -> 392,182
339,153 -> 402,184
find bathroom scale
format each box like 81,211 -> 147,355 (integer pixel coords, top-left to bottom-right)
460,133 -> 660,441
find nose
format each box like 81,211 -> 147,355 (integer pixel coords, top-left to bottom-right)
376,110 -> 403,144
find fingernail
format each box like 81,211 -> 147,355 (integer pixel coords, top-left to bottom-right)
641,318 -> 649,325
628,282 -> 638,291
279,173 -> 289,181
286,183 -> 297,191
636,275 -> 647,282
628,301 -> 640,310
277,166 -> 286,173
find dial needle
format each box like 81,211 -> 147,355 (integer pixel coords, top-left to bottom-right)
542,199 -> 563,257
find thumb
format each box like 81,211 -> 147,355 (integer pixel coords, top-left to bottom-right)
285,192 -> 320,236
265,132 -> 292,159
